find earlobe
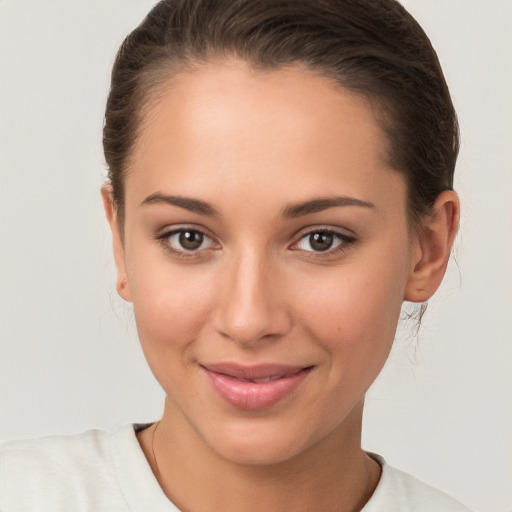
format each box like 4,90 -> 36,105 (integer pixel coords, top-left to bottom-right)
404,190 -> 460,303
101,185 -> 132,302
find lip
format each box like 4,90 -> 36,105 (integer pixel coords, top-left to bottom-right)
201,363 -> 314,411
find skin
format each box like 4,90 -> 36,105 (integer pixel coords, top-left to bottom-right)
103,60 -> 459,512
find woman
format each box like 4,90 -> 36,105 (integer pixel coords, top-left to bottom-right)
1,1 -> 474,510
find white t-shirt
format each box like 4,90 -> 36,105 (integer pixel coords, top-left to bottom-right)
0,424 -> 472,511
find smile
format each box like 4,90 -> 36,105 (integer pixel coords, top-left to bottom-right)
200,363 -> 314,411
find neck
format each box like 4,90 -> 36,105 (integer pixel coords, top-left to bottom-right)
137,399 -> 380,512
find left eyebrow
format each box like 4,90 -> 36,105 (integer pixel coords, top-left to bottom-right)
140,192 -> 220,217
281,196 -> 375,218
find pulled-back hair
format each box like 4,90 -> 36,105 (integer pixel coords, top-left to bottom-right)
103,0 -> 459,228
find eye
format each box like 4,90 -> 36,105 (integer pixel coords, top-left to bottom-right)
293,230 -> 355,253
158,228 -> 218,255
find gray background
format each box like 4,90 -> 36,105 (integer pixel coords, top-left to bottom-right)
1,1 -> 511,511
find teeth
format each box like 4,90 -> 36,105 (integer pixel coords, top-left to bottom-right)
253,375 -> 282,382
238,375 -> 283,383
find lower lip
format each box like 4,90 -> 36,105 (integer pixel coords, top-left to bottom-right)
202,367 -> 312,411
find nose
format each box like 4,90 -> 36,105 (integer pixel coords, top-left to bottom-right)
212,250 -> 292,347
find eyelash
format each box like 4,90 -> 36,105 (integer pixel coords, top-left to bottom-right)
290,228 -> 357,258
155,227 -> 218,259
155,227 -> 357,260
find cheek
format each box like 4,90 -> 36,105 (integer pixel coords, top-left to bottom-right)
294,260 -> 406,372
127,259 -> 214,365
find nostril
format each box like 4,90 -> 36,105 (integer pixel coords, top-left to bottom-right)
213,310 -> 292,346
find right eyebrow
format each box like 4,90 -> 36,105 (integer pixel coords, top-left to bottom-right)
281,196 -> 375,218
140,192 -> 220,217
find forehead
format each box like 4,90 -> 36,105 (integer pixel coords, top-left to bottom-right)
127,60 -> 402,213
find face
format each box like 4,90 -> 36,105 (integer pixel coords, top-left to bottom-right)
109,60 -> 422,465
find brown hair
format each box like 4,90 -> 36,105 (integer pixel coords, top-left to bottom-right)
103,0 -> 459,228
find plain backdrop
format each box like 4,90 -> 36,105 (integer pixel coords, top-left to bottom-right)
1,1 -> 511,511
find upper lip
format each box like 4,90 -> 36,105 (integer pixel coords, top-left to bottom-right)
200,363 -> 311,380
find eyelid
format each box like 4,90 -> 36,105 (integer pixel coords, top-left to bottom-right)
155,222 -> 215,238
289,226 -> 357,255
291,225 -> 356,241
154,224 -> 356,259
154,225 -> 221,258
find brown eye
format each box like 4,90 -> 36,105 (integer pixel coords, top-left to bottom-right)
294,230 -> 354,254
178,230 -> 204,250
309,232 -> 334,251
159,228 -> 218,257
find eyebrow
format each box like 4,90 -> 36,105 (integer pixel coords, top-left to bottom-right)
140,192 -> 374,218
140,192 -> 220,216
281,196 -> 375,218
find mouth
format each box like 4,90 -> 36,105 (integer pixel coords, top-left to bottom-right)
200,363 -> 314,411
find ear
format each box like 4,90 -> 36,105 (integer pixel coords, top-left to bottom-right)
404,190 -> 460,303
101,185 -> 132,302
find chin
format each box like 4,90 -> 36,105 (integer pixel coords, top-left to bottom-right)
217,439 -> 304,466
203,418 -> 320,467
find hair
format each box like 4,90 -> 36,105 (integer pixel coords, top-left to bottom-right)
103,0 -> 459,230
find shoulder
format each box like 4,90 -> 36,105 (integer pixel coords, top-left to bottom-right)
363,454 -> 474,512
1,426 -> 113,465
1,427 -> 116,483
0,425 -> 135,511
